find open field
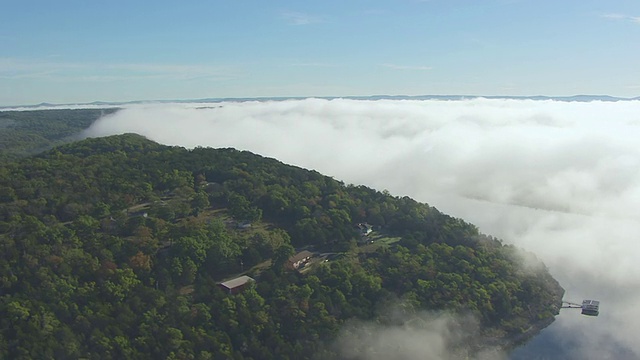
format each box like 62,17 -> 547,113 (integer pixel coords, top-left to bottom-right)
358,234 -> 402,253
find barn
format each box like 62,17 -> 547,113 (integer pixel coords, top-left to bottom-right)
219,275 -> 255,295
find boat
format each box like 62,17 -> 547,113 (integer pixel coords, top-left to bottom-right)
581,299 -> 600,316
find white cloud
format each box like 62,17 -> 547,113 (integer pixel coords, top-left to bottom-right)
281,11 -> 323,25
603,13 -> 625,20
602,13 -> 640,24
84,98 -> 640,357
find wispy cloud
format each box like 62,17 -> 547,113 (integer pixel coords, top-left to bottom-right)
602,13 -> 640,24
281,11 -> 323,25
0,58 -> 241,82
381,63 -> 433,71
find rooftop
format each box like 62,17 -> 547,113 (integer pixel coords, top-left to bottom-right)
220,275 -> 254,289
289,250 -> 313,263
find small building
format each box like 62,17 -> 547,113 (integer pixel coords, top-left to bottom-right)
356,223 -> 373,236
219,275 -> 255,295
287,250 -> 314,270
581,299 -> 600,316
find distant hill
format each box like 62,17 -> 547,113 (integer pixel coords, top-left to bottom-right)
0,108 -> 118,162
3,94 -> 638,110
0,133 -> 564,358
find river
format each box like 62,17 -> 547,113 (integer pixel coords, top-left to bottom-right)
509,312 -> 637,359
431,195 -> 640,360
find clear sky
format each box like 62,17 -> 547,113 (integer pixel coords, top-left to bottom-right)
1,0 -> 639,106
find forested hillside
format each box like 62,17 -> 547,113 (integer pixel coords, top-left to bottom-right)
0,133 -> 563,359
0,108 -> 117,162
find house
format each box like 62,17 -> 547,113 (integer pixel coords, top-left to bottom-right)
218,275 -> 255,295
356,223 -> 373,236
287,250 -> 314,270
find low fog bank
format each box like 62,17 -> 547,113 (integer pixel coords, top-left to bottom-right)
331,307 -> 504,360
85,98 -> 640,358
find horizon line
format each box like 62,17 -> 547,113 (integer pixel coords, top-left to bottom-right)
3,93 -> 640,110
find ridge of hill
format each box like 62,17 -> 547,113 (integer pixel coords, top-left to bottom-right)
0,133 -> 563,358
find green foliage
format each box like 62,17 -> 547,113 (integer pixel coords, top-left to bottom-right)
0,133 -> 564,359
227,192 -> 262,221
0,108 -> 118,162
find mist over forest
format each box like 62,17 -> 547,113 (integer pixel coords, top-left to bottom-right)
83,98 -> 640,358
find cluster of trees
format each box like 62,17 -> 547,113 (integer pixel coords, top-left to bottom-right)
0,133 -> 564,359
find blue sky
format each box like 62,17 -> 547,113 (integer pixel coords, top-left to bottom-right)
1,0 -> 639,106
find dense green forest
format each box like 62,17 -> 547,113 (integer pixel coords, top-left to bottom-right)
0,108 -> 118,162
0,132 -> 563,359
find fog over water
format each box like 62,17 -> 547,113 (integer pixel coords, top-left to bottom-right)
84,98 -> 640,359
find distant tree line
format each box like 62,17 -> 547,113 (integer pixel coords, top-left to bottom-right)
0,108 -> 118,162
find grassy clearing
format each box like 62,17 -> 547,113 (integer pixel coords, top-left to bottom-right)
358,235 -> 402,253
248,259 -> 272,275
378,236 -> 402,245
179,285 -> 195,295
